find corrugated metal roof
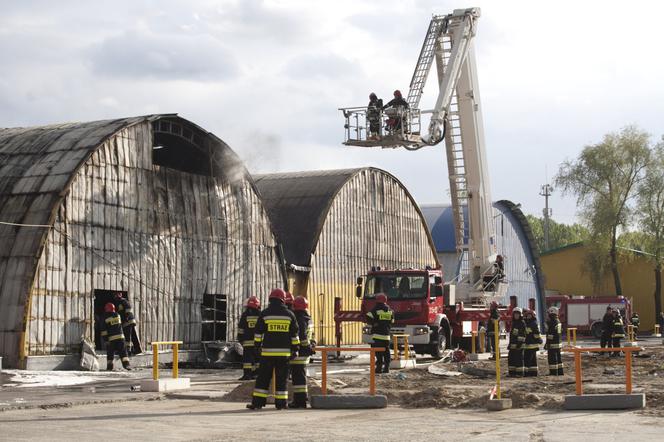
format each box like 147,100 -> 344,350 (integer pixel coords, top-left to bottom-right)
253,168 -> 362,266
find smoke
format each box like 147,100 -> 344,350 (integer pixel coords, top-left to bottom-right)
235,130 -> 283,174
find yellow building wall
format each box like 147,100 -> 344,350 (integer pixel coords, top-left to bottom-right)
540,244 -> 662,331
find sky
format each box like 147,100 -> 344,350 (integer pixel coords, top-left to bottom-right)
1,0 -> 664,223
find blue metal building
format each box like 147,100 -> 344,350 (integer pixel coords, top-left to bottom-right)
420,200 -> 546,320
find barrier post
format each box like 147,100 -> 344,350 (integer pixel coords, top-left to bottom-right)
369,349 -> 376,395
625,351 -> 633,394
152,343 -> 159,380
494,320 -> 501,399
571,346 -> 642,396
392,335 -> 399,361
656,324 -> 661,336
574,350 -> 583,395
172,342 -> 179,379
471,331 -> 477,355
572,328 -> 577,346
321,349 -> 328,396
479,328 -> 486,353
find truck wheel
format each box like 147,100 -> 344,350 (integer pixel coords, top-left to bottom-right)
430,331 -> 447,358
591,321 -> 603,339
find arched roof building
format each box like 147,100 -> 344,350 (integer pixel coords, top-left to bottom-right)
254,168 -> 439,344
0,115 -> 285,368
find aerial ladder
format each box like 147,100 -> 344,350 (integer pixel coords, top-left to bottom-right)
339,7 -> 507,305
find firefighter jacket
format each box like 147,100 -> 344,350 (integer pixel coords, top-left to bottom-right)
367,98 -> 383,121
487,309 -> 500,335
602,313 -> 613,335
237,307 -> 260,347
545,317 -> 563,350
508,318 -> 526,350
524,318 -> 543,350
291,310 -> 314,365
630,314 -> 640,328
101,312 -> 124,342
612,316 -> 625,338
383,97 -> 409,110
366,303 -> 394,341
115,297 -> 136,327
253,300 -> 300,357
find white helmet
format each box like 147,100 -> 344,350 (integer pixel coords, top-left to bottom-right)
512,307 -> 523,317
548,306 -> 559,315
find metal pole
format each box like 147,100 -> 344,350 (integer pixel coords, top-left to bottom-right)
540,184 -> 553,251
152,343 -> 159,381
494,320 -> 501,399
172,343 -> 179,379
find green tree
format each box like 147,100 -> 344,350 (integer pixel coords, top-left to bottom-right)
635,139 -> 664,315
556,126 -> 651,296
525,215 -> 588,253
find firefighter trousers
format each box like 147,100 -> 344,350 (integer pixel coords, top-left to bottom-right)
122,324 -> 143,355
251,356 -> 289,408
106,339 -> 129,369
242,345 -> 257,377
600,332 -> 611,348
523,348 -> 538,377
507,349 -> 524,377
290,356 -> 309,406
611,337 -> 622,356
372,340 -> 391,373
547,348 -> 563,375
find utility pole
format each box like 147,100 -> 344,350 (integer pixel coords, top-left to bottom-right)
540,184 -> 553,251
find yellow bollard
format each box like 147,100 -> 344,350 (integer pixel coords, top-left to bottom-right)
655,324 -> 661,336
392,335 -> 400,361
172,342 -> 179,379
152,343 -> 159,380
572,328 -> 577,346
494,320 -> 501,399
479,328 -> 486,353
471,331 -> 476,354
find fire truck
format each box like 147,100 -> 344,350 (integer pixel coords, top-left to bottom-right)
335,8 -> 521,354
545,295 -> 632,338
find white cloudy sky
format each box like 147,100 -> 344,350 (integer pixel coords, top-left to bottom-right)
2,0 -> 664,223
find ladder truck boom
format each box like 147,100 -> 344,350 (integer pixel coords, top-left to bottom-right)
339,7 -> 504,303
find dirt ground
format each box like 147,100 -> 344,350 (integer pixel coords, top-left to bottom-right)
292,345 -> 664,413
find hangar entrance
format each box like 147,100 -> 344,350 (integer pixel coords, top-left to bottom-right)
93,289 -> 128,350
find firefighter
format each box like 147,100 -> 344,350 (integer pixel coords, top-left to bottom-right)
507,307 -> 526,377
101,303 -> 131,371
630,311 -> 640,339
114,292 -> 142,355
285,292 -> 294,311
487,301 -> 500,360
366,293 -> 393,374
237,296 -> 261,380
382,90 -> 409,133
289,296 -> 314,408
247,288 -> 299,410
545,307 -> 563,375
523,309 -> 542,377
600,306 -> 613,350
611,308 -> 625,357
367,92 -> 383,140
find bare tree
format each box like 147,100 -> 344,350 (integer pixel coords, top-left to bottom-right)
556,126 -> 651,296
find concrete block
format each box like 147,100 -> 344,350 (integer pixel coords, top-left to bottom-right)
389,358 -> 417,369
564,393 -> 645,410
487,398 -> 512,411
310,394 -> 387,409
623,341 -> 637,347
468,353 -> 479,361
166,390 -> 227,401
140,377 -> 191,392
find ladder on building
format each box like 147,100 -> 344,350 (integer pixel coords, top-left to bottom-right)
406,16 -> 447,110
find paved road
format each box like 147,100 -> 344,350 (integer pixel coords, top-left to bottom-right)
1,399 -> 663,441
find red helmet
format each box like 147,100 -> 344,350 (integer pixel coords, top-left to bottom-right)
285,292 -> 294,306
376,293 -> 388,303
246,296 -> 260,309
104,302 -> 116,313
393,90 -> 402,98
269,288 -> 286,302
294,296 -> 309,311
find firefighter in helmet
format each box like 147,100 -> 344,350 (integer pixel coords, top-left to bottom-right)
507,307 -> 526,377
545,306 -> 563,375
366,293 -> 394,374
487,301 -> 500,360
237,296 -> 261,380
248,289 -> 299,410
289,296 -> 314,408
611,308 -> 625,357
284,292 -> 295,312
113,292 -> 142,355
101,303 -> 131,371
523,308 -> 542,377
